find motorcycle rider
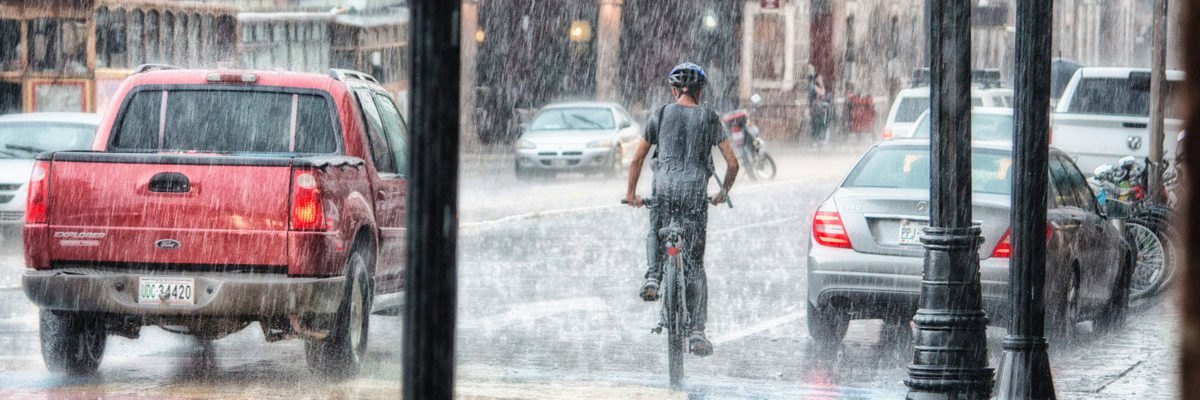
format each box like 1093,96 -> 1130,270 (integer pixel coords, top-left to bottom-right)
625,62 -> 739,356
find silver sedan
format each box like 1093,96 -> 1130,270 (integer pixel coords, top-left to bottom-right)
806,139 -> 1134,343
514,102 -> 641,179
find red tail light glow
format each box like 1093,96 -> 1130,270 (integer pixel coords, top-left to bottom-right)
991,226 -> 1052,258
881,127 -> 893,139
812,210 -> 852,248
290,170 -> 326,231
25,161 -> 49,224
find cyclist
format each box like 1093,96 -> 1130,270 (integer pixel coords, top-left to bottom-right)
624,62 -> 740,356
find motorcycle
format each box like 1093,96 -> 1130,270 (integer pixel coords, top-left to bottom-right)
722,93 -> 777,180
1090,156 -> 1177,300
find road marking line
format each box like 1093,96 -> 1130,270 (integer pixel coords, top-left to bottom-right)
710,216 -> 805,235
462,296 -> 608,329
711,310 -> 805,345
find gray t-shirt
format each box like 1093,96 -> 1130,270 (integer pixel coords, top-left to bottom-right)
644,103 -> 728,196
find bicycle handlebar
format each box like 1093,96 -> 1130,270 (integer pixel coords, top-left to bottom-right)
621,196 -> 719,207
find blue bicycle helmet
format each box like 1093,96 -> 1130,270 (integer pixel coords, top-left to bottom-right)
668,62 -> 708,92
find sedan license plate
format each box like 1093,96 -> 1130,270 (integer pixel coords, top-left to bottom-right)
898,220 -> 927,245
138,277 -> 195,305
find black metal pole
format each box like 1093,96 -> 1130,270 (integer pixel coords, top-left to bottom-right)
404,1 -> 460,399
905,0 -> 993,398
995,0 -> 1055,398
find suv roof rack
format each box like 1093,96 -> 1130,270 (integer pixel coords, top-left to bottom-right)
132,64 -> 182,74
910,68 -> 1005,88
328,69 -> 380,84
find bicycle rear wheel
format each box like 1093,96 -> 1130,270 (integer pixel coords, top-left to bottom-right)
664,253 -> 686,388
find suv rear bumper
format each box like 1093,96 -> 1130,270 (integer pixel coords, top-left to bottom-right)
23,269 -> 344,317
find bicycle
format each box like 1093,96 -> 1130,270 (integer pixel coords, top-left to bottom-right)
622,196 -> 718,388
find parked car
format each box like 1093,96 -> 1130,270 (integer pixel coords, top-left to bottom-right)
22,67 -> 408,377
910,107 -> 1014,141
1050,67 -> 1185,175
806,139 -> 1134,343
0,112 -> 100,238
514,101 -> 641,179
880,87 -> 1009,139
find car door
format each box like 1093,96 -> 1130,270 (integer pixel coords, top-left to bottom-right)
1047,155 -> 1096,309
1056,153 -> 1117,312
352,86 -> 407,293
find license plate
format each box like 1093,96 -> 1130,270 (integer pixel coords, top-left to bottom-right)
138,277 -> 195,305
898,220 -> 927,245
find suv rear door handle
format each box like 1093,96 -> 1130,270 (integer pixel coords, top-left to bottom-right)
148,172 -> 191,193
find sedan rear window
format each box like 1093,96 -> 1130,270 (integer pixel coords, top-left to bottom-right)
912,113 -> 1013,141
530,107 -> 615,130
112,89 -> 338,153
844,146 -> 1013,195
0,122 -> 96,159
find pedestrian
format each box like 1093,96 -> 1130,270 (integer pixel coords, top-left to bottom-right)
809,73 -> 830,145
624,62 -> 740,356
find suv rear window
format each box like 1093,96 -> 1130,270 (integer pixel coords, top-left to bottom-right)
112,89 -> 338,153
893,97 -> 930,123
1067,78 -> 1182,118
844,146 -> 1013,195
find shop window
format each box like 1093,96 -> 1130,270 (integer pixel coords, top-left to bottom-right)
752,14 -> 786,81
97,8 -> 128,68
844,15 -> 856,63
216,15 -> 236,62
33,82 -> 85,112
0,19 -> 21,71
129,10 -> 144,65
162,12 -> 175,63
174,13 -> 188,65
187,13 -> 200,67
200,14 -> 214,64
145,10 -> 160,63
28,19 -> 87,74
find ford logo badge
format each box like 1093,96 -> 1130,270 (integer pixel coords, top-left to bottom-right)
155,239 -> 181,250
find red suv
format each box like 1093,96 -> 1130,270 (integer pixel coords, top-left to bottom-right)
23,67 -> 409,377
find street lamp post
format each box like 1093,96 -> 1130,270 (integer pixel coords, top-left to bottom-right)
994,0 -> 1056,399
404,1 -> 460,399
905,0 -> 994,398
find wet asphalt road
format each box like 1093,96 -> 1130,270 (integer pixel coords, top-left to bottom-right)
0,143 -> 1181,399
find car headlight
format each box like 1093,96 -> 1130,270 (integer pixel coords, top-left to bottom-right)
517,139 -> 536,150
587,139 -> 613,148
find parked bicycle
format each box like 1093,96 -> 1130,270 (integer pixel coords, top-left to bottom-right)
1091,157 -> 1177,299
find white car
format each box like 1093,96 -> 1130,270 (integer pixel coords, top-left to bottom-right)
881,86 -> 1012,140
514,101 -> 641,179
0,112 -> 101,235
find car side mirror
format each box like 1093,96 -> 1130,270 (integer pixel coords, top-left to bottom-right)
1104,199 -> 1131,219
620,120 -> 632,129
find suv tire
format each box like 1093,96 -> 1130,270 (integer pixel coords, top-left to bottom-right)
40,310 -> 106,375
306,248 -> 372,379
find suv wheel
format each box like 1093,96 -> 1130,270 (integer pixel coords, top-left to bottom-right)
306,249 -> 372,379
40,310 -> 106,375
807,302 -> 849,343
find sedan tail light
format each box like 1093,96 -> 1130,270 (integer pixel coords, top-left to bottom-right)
25,161 -> 49,224
812,203 -> 852,249
991,226 -> 1052,258
881,127 -> 893,139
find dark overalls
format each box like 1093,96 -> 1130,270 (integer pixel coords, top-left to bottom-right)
643,103 -> 727,333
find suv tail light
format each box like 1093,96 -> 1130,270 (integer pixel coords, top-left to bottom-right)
812,204 -> 852,249
990,226 -> 1052,258
25,161 -> 49,224
290,170 -> 326,231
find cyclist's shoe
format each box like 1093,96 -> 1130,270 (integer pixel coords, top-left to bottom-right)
639,278 -> 660,301
689,331 -> 713,356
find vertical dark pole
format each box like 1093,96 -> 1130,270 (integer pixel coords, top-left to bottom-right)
404,1 -> 459,399
1146,0 -> 1169,204
994,0 -> 1055,399
905,0 -> 993,398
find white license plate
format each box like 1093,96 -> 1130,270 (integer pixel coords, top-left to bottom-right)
138,277 -> 195,305
898,220 -> 927,245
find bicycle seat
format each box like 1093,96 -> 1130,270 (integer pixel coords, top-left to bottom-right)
658,225 -> 684,240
